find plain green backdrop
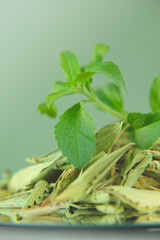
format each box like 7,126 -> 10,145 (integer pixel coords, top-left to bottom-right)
0,0 -> 160,174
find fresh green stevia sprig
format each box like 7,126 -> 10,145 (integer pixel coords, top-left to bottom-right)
40,43 -> 128,169
38,43 -> 160,168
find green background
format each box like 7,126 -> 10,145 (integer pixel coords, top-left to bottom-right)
1,0 -> 160,174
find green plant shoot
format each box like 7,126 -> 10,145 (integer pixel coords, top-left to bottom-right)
38,43 -> 160,168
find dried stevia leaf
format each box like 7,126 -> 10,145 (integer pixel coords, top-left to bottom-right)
26,149 -> 62,164
23,180 -> 50,209
68,214 -> 118,225
136,213 -> 160,223
53,143 -> 133,202
144,160 -> 160,180
106,186 -> 160,213
123,150 -> 153,187
147,160 -> 160,173
95,121 -> 123,155
0,191 -> 30,209
49,167 -> 80,202
18,143 -> 133,220
85,189 -> 110,204
8,154 -> 66,192
96,203 -> 123,215
0,209 -> 20,223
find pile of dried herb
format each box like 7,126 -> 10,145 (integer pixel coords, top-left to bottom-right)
1,43 -> 160,226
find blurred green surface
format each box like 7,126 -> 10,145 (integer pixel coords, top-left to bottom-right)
0,0 -> 160,174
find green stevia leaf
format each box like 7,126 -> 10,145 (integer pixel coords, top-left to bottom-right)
23,180 -> 50,209
133,120 -> 160,149
106,186 -> 160,213
91,43 -> 110,63
60,50 -> 80,83
53,81 -> 71,91
127,112 -> 160,129
38,102 -> 57,118
95,121 -> 123,155
150,73 -> 160,112
96,83 -> 124,113
46,88 -> 75,108
55,102 -> 96,168
86,61 -> 127,93
74,72 -> 95,85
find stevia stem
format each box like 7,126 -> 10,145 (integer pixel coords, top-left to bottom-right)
76,87 -> 127,122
